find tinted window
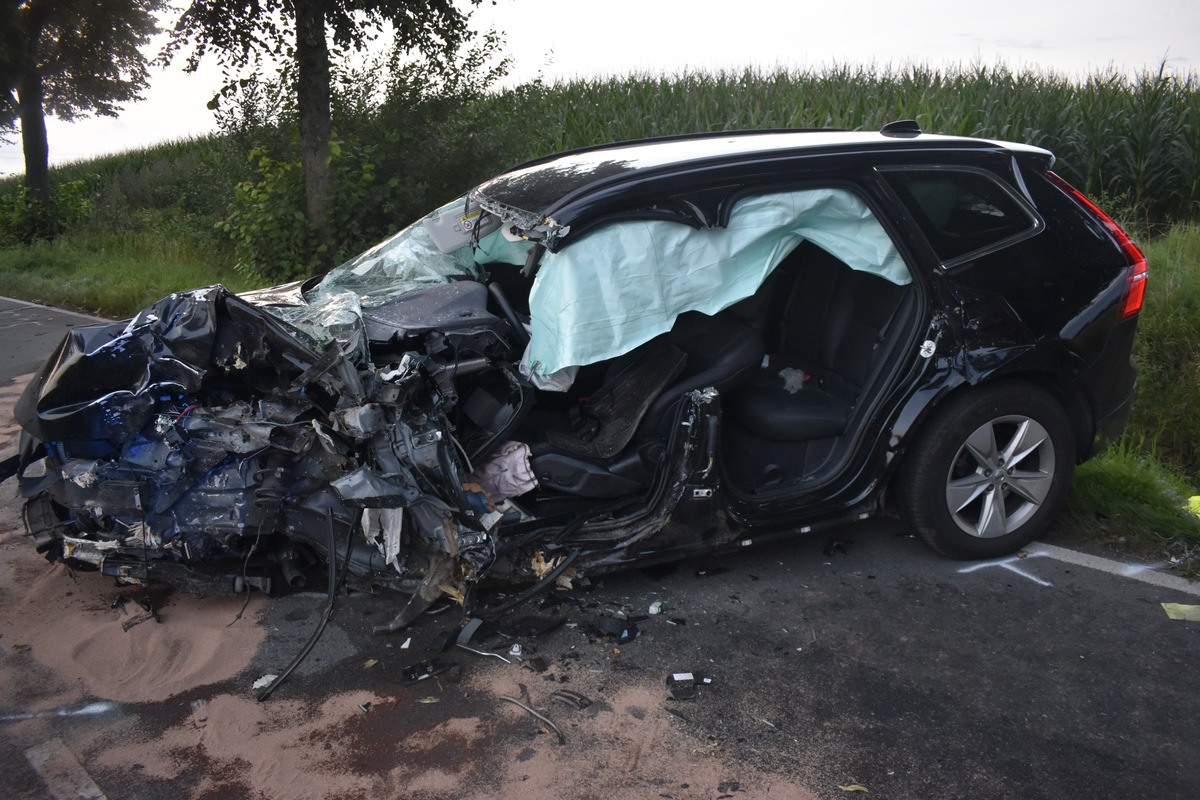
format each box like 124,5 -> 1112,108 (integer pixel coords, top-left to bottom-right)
884,169 -> 1039,264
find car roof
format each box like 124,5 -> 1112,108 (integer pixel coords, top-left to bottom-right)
472,127 -> 1055,230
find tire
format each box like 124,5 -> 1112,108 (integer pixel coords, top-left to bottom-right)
897,381 -> 1075,559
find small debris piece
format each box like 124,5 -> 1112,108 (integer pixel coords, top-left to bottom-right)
428,629 -> 458,653
509,643 -> 524,657
549,689 -> 592,709
499,695 -> 565,745
400,637 -> 412,649
121,611 -> 156,632
424,598 -> 456,615
402,660 -> 451,685
252,674 -> 278,690
823,539 -> 853,557
695,566 -> 730,578
667,617 -> 687,626
1162,603 -> 1200,621
363,659 -> 379,669
416,696 -> 441,704
589,616 -> 639,643
457,617 -> 485,646
666,671 -> 713,700
837,785 -> 869,793
358,702 -> 372,713
649,601 -> 666,615
457,644 -> 511,663
110,595 -> 129,614
524,656 -> 549,673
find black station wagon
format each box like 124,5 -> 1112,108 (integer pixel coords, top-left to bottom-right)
7,122 -> 1145,630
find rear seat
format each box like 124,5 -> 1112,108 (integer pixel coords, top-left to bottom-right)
728,243 -> 908,441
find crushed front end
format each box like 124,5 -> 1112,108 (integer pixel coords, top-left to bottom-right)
10,282 -> 529,629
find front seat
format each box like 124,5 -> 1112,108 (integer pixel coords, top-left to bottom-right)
530,310 -> 764,497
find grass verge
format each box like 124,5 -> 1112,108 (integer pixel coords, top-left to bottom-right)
1058,442 -> 1200,565
0,215 -> 255,318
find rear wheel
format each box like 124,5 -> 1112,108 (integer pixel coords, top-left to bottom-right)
898,382 -> 1074,558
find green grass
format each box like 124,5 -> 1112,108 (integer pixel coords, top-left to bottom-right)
0,211 -> 255,318
1127,224 -> 1200,480
1061,441 -> 1200,544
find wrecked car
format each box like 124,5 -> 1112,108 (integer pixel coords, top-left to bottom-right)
6,123 -> 1145,630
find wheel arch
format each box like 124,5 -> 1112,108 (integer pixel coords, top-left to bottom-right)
890,376 -> 1077,558
884,367 -> 1089,509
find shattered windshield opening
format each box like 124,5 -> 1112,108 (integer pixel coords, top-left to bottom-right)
259,197 -> 531,355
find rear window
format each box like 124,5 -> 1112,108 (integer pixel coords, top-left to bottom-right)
883,168 -> 1041,265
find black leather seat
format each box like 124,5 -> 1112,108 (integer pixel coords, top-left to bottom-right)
728,246 -> 908,441
530,310 -> 764,497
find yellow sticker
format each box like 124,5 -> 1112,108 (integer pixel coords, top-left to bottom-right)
1162,603 -> 1200,621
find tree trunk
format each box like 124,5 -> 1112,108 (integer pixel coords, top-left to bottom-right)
294,0 -> 334,269
17,29 -> 51,209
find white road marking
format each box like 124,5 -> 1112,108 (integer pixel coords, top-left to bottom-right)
24,738 -> 107,800
1027,542 -> 1200,598
956,543 -> 1200,597
958,553 -> 1055,586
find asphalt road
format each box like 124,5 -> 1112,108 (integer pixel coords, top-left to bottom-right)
0,296 -> 111,378
1,297 -> 1198,799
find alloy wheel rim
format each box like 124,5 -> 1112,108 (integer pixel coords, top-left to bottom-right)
944,414 -> 1055,539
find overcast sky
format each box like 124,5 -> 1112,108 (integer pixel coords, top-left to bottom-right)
2,0 -> 1197,176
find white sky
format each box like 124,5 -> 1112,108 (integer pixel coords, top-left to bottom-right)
2,0 -> 1197,176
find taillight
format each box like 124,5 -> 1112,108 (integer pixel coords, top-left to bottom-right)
1047,172 -> 1148,318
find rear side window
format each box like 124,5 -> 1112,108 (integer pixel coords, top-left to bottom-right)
883,168 -> 1041,266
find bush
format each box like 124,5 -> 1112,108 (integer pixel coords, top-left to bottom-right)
0,177 -> 95,244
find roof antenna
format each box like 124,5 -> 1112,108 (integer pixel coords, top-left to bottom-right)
880,120 -> 922,138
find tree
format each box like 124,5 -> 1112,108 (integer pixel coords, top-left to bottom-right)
1,0 -> 163,222
164,0 -> 480,266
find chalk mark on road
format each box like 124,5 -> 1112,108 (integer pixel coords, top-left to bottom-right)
958,552 -> 1054,586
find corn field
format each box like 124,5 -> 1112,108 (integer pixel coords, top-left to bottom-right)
514,62 -> 1200,226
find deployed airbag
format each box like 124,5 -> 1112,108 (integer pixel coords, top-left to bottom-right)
523,188 -> 909,379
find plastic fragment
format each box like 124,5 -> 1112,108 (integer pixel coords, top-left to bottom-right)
590,616 -> 639,643
666,671 -> 713,700
358,702 -> 372,713
457,617 -> 485,646
121,611 -> 157,632
402,660 -> 451,684
838,785 -> 869,793
649,601 -> 666,615
252,674 -> 278,690
1162,603 -> 1200,621
416,696 -> 441,704
401,637 -> 412,649
363,659 -> 379,669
